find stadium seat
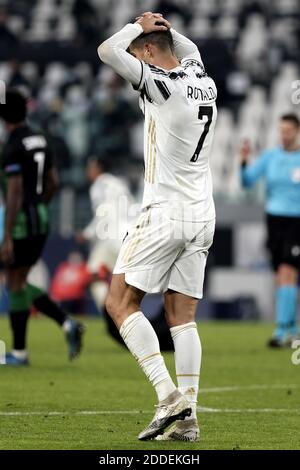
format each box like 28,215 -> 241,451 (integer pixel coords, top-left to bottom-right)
215,17 -> 239,40
188,18 -> 211,40
44,63 -> 70,87
56,16 -> 77,41
7,15 -> 25,36
273,0 -> 299,15
21,62 -> 40,85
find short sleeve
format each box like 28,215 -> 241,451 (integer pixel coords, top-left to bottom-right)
3,143 -> 23,177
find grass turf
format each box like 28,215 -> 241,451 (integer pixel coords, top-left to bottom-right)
0,317 -> 299,450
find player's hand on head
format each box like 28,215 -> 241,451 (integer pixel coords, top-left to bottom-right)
135,12 -> 162,20
239,139 -> 252,163
0,235 -> 14,265
135,11 -> 171,28
135,15 -> 170,33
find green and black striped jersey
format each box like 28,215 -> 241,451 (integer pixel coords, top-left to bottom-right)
1,124 -> 54,239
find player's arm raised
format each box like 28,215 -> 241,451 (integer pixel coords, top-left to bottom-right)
136,12 -> 200,62
170,28 -> 201,62
239,140 -> 270,188
97,17 -> 169,86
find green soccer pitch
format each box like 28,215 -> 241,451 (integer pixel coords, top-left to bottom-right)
0,317 -> 299,450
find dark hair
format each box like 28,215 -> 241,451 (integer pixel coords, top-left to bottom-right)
0,88 -> 27,124
130,28 -> 174,53
281,113 -> 300,128
87,156 -> 109,172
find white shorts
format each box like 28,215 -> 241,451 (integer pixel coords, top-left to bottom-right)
113,206 -> 215,299
87,239 -> 121,273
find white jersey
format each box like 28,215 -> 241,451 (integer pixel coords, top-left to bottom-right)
138,60 -> 217,220
98,23 -> 217,222
83,173 -> 131,243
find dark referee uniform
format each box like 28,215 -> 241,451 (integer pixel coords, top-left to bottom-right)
1,124 -> 53,267
241,146 -> 300,270
241,145 -> 300,341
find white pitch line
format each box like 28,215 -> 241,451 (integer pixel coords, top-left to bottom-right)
200,384 -> 300,393
198,407 -> 300,414
1,408 -> 300,417
0,411 -> 144,416
1,384 -> 299,417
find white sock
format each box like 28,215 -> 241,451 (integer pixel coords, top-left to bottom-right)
62,319 -> 72,333
170,322 -> 202,420
120,311 -> 176,402
90,282 -> 108,309
12,349 -> 28,360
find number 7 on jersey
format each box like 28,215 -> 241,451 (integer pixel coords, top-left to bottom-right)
190,106 -> 213,163
34,151 -> 45,195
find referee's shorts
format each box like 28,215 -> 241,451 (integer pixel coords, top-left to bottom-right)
266,214 -> 300,271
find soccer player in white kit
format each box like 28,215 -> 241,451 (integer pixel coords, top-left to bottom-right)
78,158 -> 132,309
98,12 -> 217,441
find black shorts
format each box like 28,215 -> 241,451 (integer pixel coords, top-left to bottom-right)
266,214 -> 300,271
10,234 -> 48,268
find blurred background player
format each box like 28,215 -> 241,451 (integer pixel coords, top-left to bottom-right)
240,114 -> 300,347
0,89 -> 84,365
76,156 -> 132,310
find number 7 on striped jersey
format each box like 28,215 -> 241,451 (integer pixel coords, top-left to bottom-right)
190,106 -> 213,163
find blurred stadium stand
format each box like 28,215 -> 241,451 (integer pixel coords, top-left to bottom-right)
1,0 -> 300,318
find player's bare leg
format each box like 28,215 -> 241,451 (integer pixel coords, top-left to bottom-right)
105,273 -> 145,328
6,266 -> 30,291
5,265 -> 84,363
155,290 -> 201,441
106,274 -> 191,440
